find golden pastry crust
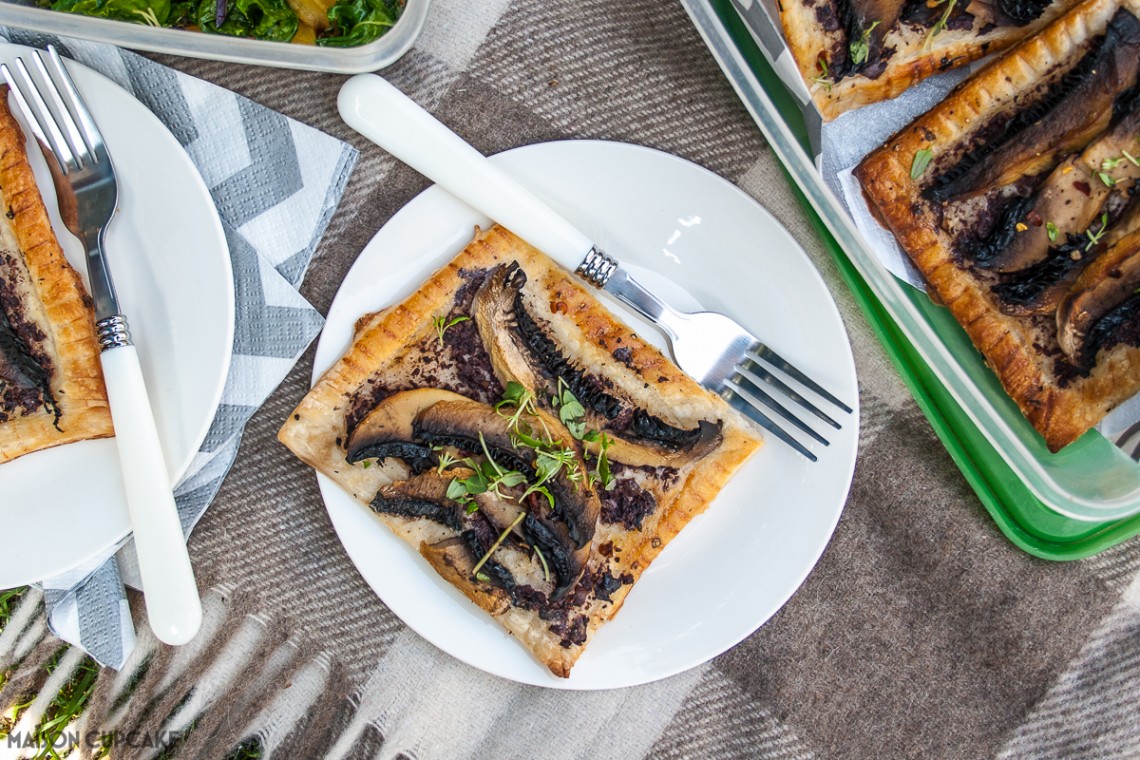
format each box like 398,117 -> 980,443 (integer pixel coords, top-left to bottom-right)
854,0 -> 1140,451
278,225 -> 762,677
779,0 -> 1078,120
0,89 -> 112,463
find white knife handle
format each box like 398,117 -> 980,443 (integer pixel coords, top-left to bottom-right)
100,343 -> 202,646
338,74 -> 594,272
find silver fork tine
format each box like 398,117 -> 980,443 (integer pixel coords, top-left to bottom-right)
738,354 -> 840,429
31,49 -> 91,165
748,345 -> 854,414
728,371 -> 829,446
724,379 -> 818,462
40,47 -> 105,162
2,58 -> 76,172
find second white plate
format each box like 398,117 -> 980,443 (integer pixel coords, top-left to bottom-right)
0,46 -> 234,588
315,140 -> 858,689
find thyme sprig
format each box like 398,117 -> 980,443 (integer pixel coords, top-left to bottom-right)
1086,212 -> 1110,251
811,56 -> 833,90
927,0 -> 957,43
849,20 -> 880,67
459,380 -> 619,581
443,433 -> 529,513
471,511 -> 527,577
432,314 -> 470,346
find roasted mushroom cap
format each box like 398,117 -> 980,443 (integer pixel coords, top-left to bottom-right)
978,97 -> 1140,273
932,9 -> 1140,204
345,388 -> 472,470
378,473 -> 548,608
414,397 -> 600,548
370,469 -> 472,532
420,536 -> 512,616
971,125 -> 1140,276
967,0 -> 1052,26
1056,228 -> 1140,363
995,0 -> 1051,24
413,396 -> 598,600
0,307 -> 55,419
473,262 -> 724,468
834,0 -> 906,80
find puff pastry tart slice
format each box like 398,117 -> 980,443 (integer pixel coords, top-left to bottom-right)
278,226 -> 762,678
855,0 -> 1140,451
779,0 -> 1080,119
0,89 -> 112,464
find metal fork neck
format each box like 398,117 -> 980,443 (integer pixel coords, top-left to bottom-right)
83,228 -> 120,321
599,266 -> 682,340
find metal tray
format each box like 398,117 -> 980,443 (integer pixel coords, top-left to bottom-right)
682,0 -> 1140,542
0,0 -> 429,72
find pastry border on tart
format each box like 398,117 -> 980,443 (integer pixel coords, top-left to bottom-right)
278,225 -> 762,677
0,87 -> 111,464
854,0 -> 1140,451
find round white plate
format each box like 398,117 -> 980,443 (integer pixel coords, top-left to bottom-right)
0,45 -> 234,588
315,141 -> 858,689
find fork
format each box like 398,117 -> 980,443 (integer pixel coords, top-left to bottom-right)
338,75 -> 851,460
3,47 -> 202,644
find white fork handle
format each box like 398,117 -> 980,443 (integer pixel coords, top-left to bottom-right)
101,345 -> 202,646
338,74 -> 594,272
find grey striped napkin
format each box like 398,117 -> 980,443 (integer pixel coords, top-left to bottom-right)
0,29 -> 355,669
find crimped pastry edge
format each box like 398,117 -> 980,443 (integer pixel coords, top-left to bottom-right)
778,0 -> 1078,120
0,87 -> 111,464
278,225 -> 762,677
853,0 -> 1140,451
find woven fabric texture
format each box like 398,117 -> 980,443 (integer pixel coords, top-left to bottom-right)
2,0 -> 1139,757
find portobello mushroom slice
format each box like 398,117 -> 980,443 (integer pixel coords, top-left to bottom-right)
370,469 -> 472,532
1056,228 -> 1140,364
413,396 -> 598,600
990,239 -> 1095,316
420,536 -> 512,616
413,398 -> 600,548
935,9 -> 1140,204
473,262 -> 724,468
345,387 -> 471,471
978,95 -> 1140,273
966,0 -> 1052,26
833,0 -> 907,80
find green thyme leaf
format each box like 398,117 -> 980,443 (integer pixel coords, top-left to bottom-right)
446,479 -> 468,501
1046,221 -> 1059,242
811,56 -> 832,90
552,379 -> 588,439
910,148 -> 934,180
849,20 -> 880,66
1099,171 -> 1116,187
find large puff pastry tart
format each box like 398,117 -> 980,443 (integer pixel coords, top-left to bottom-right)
0,88 -> 112,464
779,0 -> 1080,119
856,0 -> 1140,451
278,226 -> 762,678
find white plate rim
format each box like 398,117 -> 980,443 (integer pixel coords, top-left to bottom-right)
314,140 -> 859,689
